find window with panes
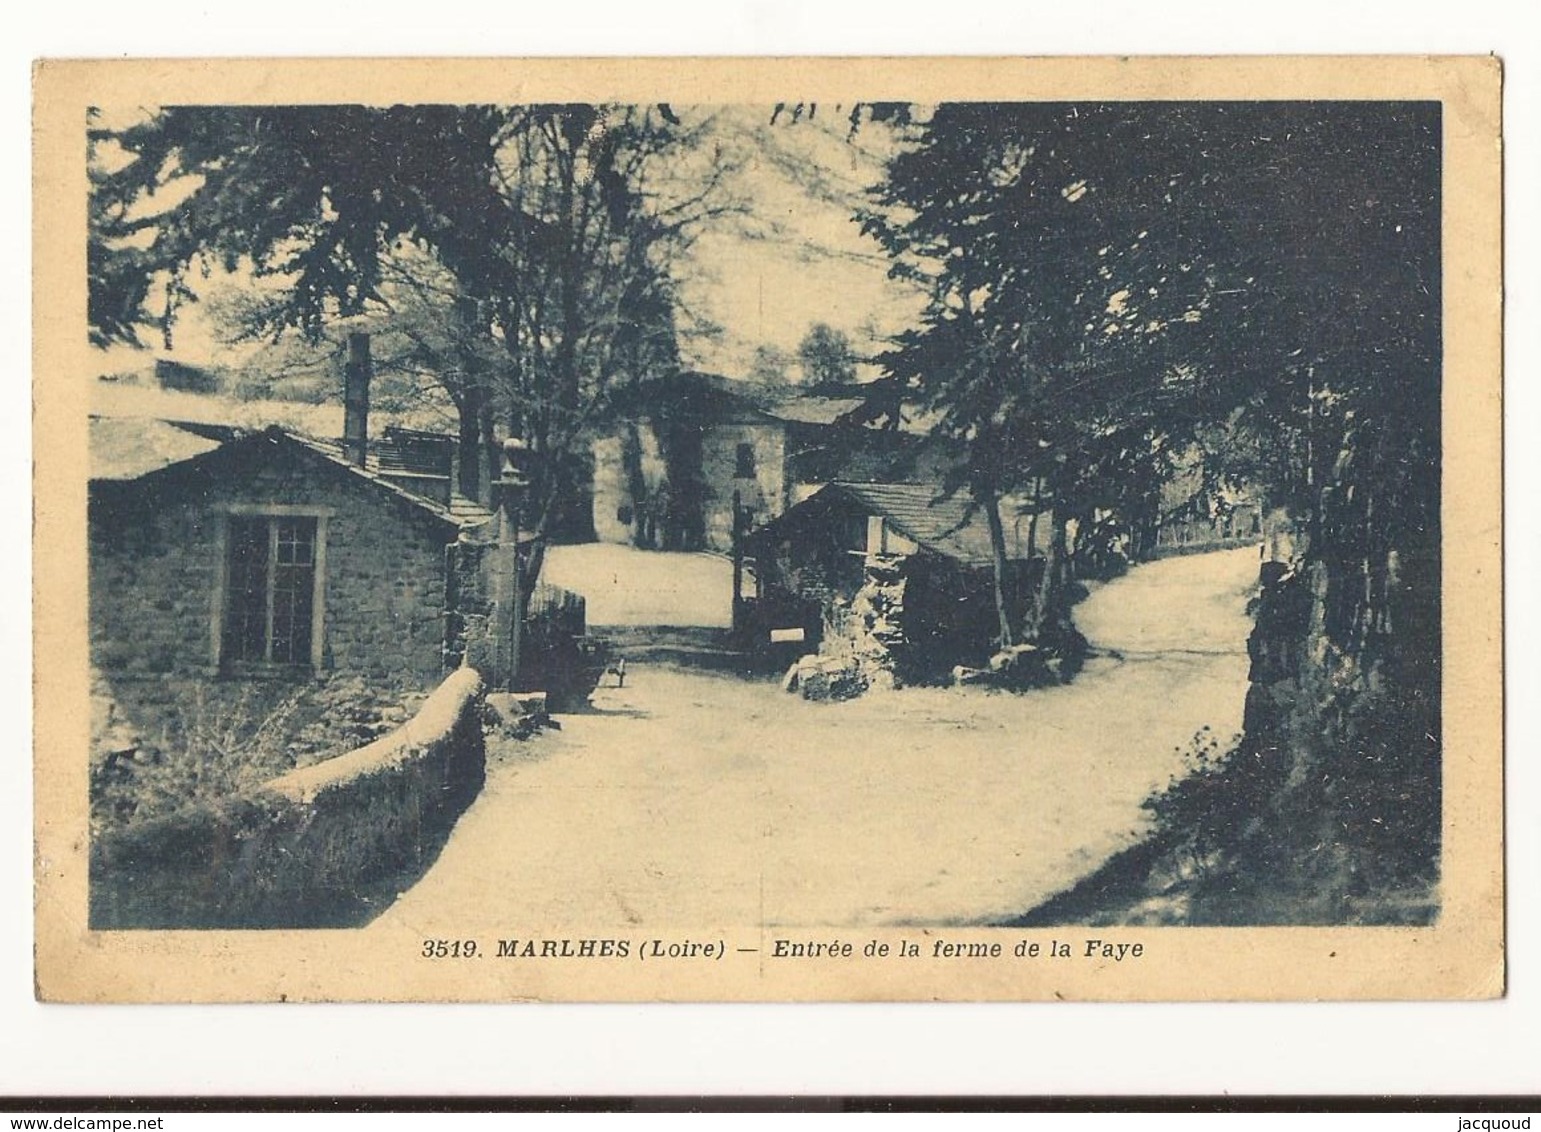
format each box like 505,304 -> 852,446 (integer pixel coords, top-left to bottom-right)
222,515 -> 318,666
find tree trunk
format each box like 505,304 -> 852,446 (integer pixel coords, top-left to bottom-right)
975,481 -> 1015,650
1025,504 -> 1070,647
620,421 -> 651,547
1026,476 -> 1043,556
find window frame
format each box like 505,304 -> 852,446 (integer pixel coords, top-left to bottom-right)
210,504 -> 332,673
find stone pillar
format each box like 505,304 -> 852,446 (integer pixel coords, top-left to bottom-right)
490,438 -> 534,691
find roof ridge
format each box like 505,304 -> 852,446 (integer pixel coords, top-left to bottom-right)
282,431 -> 491,529
93,420 -> 490,531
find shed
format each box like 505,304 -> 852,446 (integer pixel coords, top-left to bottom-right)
745,481 -> 1034,602
741,482 -> 1041,672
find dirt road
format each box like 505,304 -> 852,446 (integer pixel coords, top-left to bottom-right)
373,546 -> 1260,931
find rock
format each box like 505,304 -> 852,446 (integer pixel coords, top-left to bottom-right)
985,644 -> 1058,689
480,699 -> 507,730
866,668 -> 897,693
797,655 -> 868,702
951,645 -> 1064,690
513,692 -> 548,717
782,655 -> 817,694
484,691 -> 552,738
989,643 -> 1041,671
485,691 -> 547,719
952,664 -> 990,686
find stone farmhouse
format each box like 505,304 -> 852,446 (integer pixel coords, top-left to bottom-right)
590,371 -> 922,555
89,417 -> 495,687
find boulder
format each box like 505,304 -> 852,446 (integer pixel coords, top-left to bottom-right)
782,655 -> 815,694
987,644 -> 1057,689
952,645 -> 1060,690
786,653 -> 868,702
484,691 -> 552,738
952,664 -> 991,687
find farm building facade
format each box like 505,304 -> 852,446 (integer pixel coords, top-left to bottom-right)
590,371 -> 936,555
89,419 -> 495,686
738,481 -> 1050,676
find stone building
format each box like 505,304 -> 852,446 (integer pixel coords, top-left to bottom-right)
591,372 -> 788,553
591,372 -> 921,554
89,418 -> 494,686
744,481 -> 1044,607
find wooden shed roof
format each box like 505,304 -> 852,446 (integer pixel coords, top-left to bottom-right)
752,481 -> 1011,567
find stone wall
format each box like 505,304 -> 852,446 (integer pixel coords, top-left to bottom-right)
787,554 -> 1016,697
90,668 -> 486,929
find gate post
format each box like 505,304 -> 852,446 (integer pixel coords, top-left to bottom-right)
491,437 -> 534,691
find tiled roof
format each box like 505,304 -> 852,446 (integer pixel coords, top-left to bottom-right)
376,426 -> 456,478
768,396 -> 868,426
91,419 -> 494,532
610,371 -> 782,427
284,432 -> 493,530
829,482 -> 999,565
753,481 -> 1008,567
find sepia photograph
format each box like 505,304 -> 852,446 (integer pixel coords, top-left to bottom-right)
32,56 -> 1503,1003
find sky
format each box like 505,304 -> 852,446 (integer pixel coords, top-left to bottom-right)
666,105 -> 928,378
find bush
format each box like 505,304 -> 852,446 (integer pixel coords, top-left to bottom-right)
1138,676 -> 1440,923
1141,726 -> 1268,877
91,674 -> 430,838
91,682 -> 305,835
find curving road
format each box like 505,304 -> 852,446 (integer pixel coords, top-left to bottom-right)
372,546 -> 1260,932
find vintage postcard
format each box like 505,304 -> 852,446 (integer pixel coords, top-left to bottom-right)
33,56 -> 1502,1003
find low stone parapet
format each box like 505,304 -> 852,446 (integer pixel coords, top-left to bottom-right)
90,667 -> 486,929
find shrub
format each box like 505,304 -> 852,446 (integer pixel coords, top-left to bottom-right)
90,674 -> 430,837
1141,726 -> 1265,878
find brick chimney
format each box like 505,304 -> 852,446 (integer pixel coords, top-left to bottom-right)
342,332 -> 372,467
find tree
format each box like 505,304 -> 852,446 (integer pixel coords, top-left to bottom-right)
748,343 -> 794,385
88,105 -> 521,339
89,102 -> 736,565
87,102 -> 526,497
462,104 -> 715,576
863,103 -> 1226,649
1181,105 -> 1443,910
866,99 -> 1444,914
796,322 -> 857,387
